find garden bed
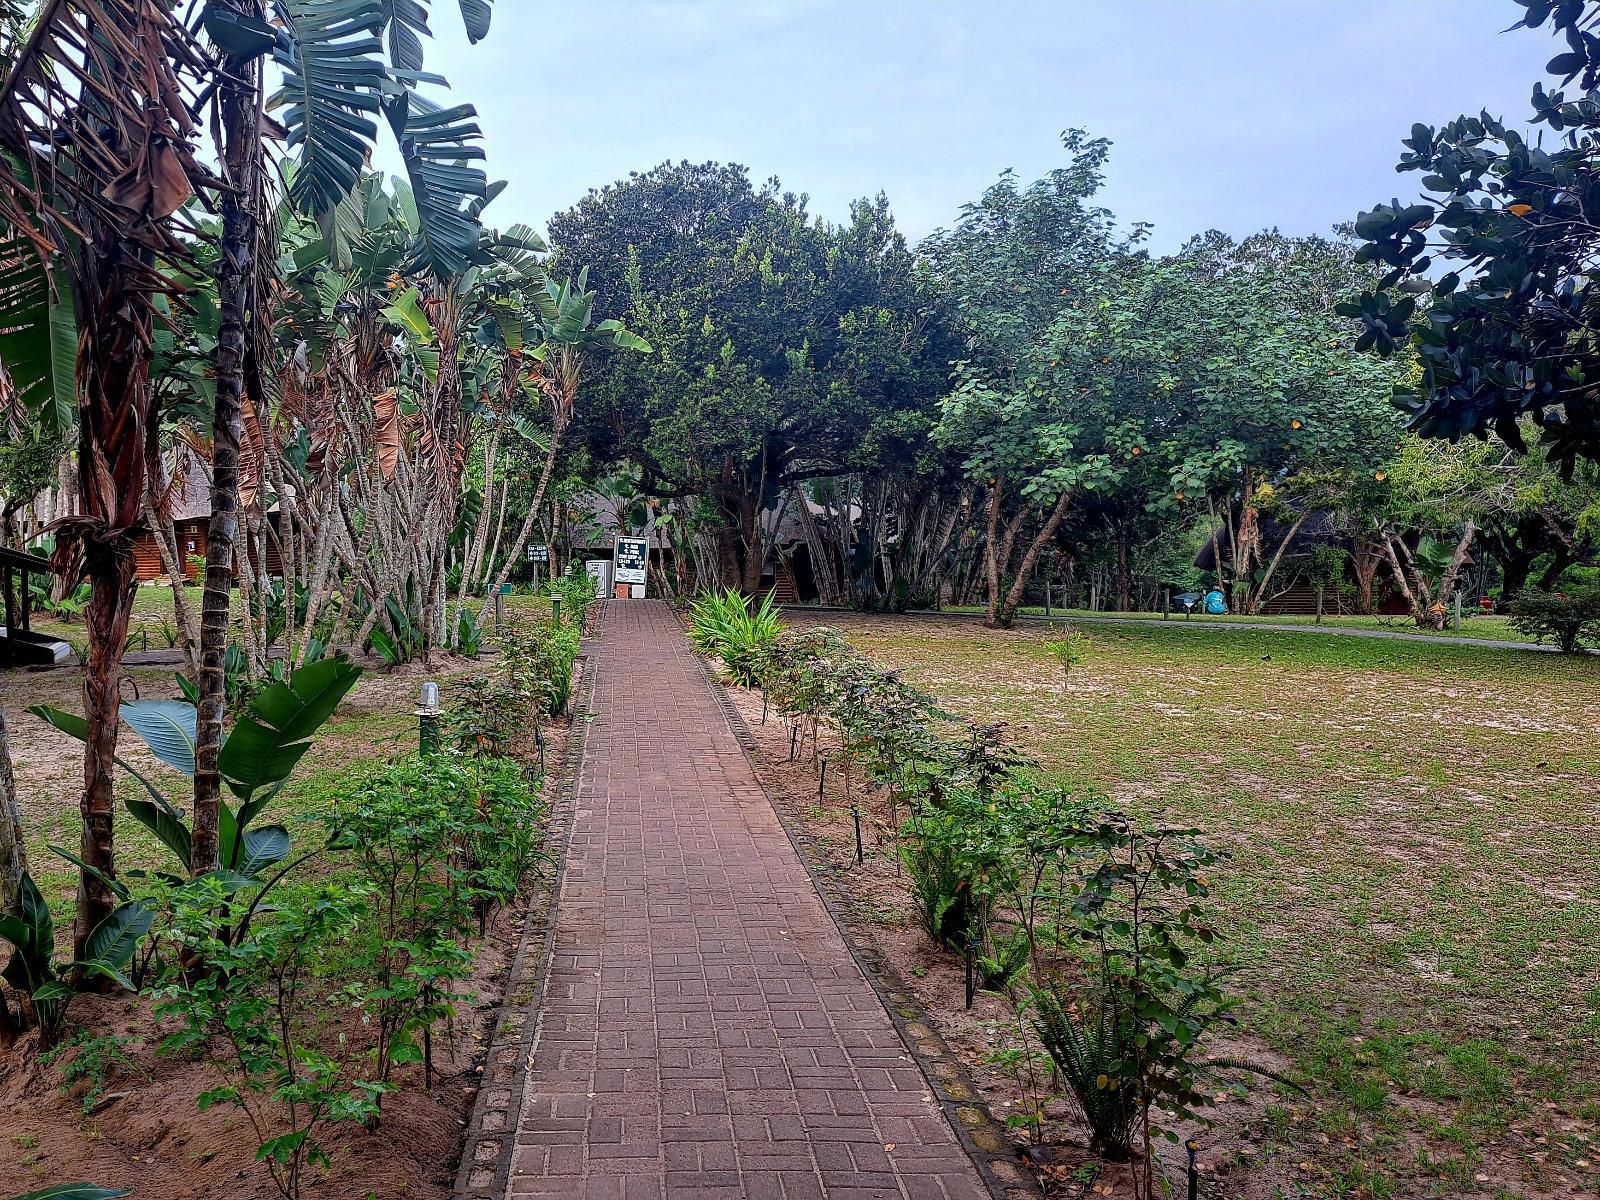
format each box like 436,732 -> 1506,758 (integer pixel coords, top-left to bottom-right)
0,638 -> 579,1198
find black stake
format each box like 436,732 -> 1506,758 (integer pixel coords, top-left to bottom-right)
761,692 -> 768,724
852,805 -> 864,864
423,984 -> 435,1089
818,757 -> 827,804
1186,1140 -> 1199,1200
964,935 -> 977,1009
789,724 -> 799,761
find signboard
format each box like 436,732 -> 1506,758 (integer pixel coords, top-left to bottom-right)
585,558 -> 610,596
526,544 -> 550,564
614,536 -> 648,592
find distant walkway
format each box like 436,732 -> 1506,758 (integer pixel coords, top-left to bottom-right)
787,606 -> 1570,654
509,600 -> 992,1199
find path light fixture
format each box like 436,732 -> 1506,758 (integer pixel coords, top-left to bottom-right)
551,594 -> 562,626
418,680 -> 441,754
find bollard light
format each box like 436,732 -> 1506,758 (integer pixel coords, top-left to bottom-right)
418,680 -> 441,755
551,594 -> 562,626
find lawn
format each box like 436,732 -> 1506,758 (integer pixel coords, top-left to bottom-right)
822,612 -> 1600,1197
882,603 -> 1540,644
25,584 -> 555,658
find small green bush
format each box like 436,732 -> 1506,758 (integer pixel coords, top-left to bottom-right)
688,588 -> 780,686
550,572 -> 599,632
1041,624 -> 1091,677
1508,585 -> 1600,653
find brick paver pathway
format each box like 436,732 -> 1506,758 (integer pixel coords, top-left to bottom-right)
510,600 -> 992,1200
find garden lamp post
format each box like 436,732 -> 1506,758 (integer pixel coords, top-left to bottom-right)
418,681 -> 441,754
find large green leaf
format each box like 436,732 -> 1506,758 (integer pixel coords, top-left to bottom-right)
380,0 -> 431,72
219,658 -> 363,801
118,700 -> 198,777
82,901 -> 153,971
0,872 -> 53,995
124,796 -> 194,872
387,93 -> 487,277
240,825 -> 292,877
11,1185 -> 134,1200
458,0 -> 492,42
0,224 -> 77,436
273,0 -> 389,218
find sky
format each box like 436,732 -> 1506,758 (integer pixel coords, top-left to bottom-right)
399,0 -> 1552,253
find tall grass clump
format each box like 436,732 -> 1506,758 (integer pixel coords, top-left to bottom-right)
688,588 -> 780,685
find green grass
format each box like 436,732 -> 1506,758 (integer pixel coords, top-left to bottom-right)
824,612 -> 1600,1197
27,585 -> 557,656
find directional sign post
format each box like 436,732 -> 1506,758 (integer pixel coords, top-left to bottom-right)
526,543 -> 550,591
614,536 -> 648,598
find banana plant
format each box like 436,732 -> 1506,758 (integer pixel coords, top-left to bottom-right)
0,870 -> 152,1047
270,0 -> 500,278
29,657 -> 362,879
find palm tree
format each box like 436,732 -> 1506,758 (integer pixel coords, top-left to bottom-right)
0,0 -> 221,952
479,270 -> 651,616
0,0 -> 509,931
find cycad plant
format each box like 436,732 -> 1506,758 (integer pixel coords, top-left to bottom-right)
688,588 -> 781,686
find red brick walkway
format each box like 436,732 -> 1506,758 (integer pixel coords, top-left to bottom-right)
510,600 -> 992,1200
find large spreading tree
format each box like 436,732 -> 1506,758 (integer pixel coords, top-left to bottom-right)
1343,0 -> 1600,468
549,161 -> 948,592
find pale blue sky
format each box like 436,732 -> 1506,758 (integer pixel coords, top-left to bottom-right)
402,0 -> 1549,251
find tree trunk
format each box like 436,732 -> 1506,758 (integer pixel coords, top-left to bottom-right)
66,234 -> 159,959
982,481 -> 1005,625
1351,536 -> 1381,614
141,491 -> 199,675
992,490 -> 1074,628
1435,520 -> 1477,624
479,415 -> 564,622
1250,512 -> 1310,615
193,13 -> 262,877
1115,523 -> 1132,612
0,699 -> 20,1050
0,702 -> 25,913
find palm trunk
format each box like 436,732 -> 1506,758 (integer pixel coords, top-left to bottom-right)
142,495 -> 199,674
69,239 -> 156,959
479,417 -> 564,622
193,14 -> 262,876
0,702 -> 25,913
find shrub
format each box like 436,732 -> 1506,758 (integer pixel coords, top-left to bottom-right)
0,870 -> 152,1048
1041,624 -> 1091,677
550,572 -> 599,632
1508,585 -> 1600,653
156,880 -> 389,1200
1030,815 -> 1289,1178
443,671 -> 530,758
688,588 -> 780,686
502,619 -> 582,717
900,798 -> 992,951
